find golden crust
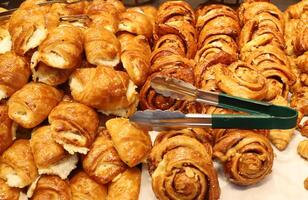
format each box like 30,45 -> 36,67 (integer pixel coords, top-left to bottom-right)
291,87 -> 308,115
0,178 -> 20,200
297,140 -> 308,160
0,104 -> 15,155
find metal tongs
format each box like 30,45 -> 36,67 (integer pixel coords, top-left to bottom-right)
130,75 -> 298,131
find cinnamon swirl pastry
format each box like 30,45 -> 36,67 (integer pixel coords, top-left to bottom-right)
69,66 -> 139,117
8,83 -> 63,128
84,27 -> 120,67
106,118 -> 152,167
82,128 -> 127,185
0,104 -> 16,155
0,140 -> 38,188
48,101 -> 99,155
30,126 -> 78,179
0,178 -> 21,200
0,52 -> 30,100
213,130 -> 274,186
32,23 -> 84,69
148,134 -> 220,200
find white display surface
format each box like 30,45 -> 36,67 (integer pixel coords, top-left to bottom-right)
139,130 -> 308,200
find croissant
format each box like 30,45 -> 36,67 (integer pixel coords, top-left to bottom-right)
0,52 -> 30,100
49,1 -> 88,16
85,0 -> 125,16
297,140 -> 308,160
30,126 -> 78,179
299,119 -> 308,138
296,52 -> 308,73
82,128 -> 127,185
0,178 -> 21,200
105,118 -> 152,167
69,66 -> 139,117
305,177 -> 308,191
148,134 -> 220,200
0,140 -> 38,188
8,82 -> 63,128
128,6 -> 157,28
284,19 -> 299,56
0,26 -> 11,54
107,167 -> 141,200
284,0 -> 308,20
291,87 -> 308,115
0,104 -> 16,155
88,12 -> 119,33
84,27 -> 120,67
293,19 -> 308,56
29,175 -> 71,200
32,23 -> 84,69
48,101 -> 99,155
213,130 -> 274,186
70,171 -> 107,200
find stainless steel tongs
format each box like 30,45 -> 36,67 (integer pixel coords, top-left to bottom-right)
130,75 -> 298,131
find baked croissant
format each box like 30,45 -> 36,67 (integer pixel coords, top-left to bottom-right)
28,175 -> 71,200
84,27 -> 120,67
32,23 -> 84,69
0,140 -> 38,188
85,0 -> 125,16
128,6 -> 157,29
82,128 -> 127,185
8,82 -> 63,128
49,1 -> 88,16
120,35 -> 151,86
293,19 -> 308,56
284,0 -> 308,20
107,167 -> 141,200
215,61 -> 268,100
213,130 -> 274,186
88,12 -> 119,33
297,140 -> 308,160
70,171 -> 108,200
299,119 -> 308,138
0,26 -> 12,54
69,66 -> 139,117
106,118 -> 152,167
30,126 -> 78,179
291,87 -> 308,115
48,101 -> 99,155
148,134 -> 220,200
0,104 -> 16,155
0,178 -> 21,200
0,52 -> 30,100
296,52 -> 308,73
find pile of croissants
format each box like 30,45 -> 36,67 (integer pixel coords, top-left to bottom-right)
0,0 -> 307,199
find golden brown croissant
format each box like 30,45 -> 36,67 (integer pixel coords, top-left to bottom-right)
8,82 -> 63,128
293,19 -> 308,56
128,6 -> 157,29
215,61 -> 268,100
82,128 -> 127,185
32,23 -> 84,69
291,87 -> 308,115
0,52 -> 30,100
107,167 -> 141,200
69,66 -> 139,117
0,178 -> 21,200
299,119 -> 308,138
213,130 -> 274,186
85,0 -> 125,16
297,140 -> 308,160
284,0 -> 308,20
84,27 -> 120,67
0,140 -> 38,188
149,134 -> 220,200
120,35 -> 151,86
88,12 -> 119,33
105,118 -> 152,167
0,26 -> 12,54
49,1 -> 88,16
30,126 -> 78,179
29,175 -> 71,200
0,104 -> 16,155
70,171 -> 107,200
48,101 -> 99,155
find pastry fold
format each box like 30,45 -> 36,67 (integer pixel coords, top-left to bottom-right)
8,83 -> 63,128
82,128 -> 127,185
107,167 -> 141,200
69,66 -> 139,117
213,130 -> 274,186
153,34 -> 186,57
106,118 -> 152,167
0,52 -> 30,100
0,104 -> 16,155
48,101 -> 99,154
70,171 -> 107,200
0,178 -> 20,200
0,140 -> 38,188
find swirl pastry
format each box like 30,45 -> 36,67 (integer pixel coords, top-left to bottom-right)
152,34 -> 186,57
0,104 -> 16,155
291,87 -> 308,115
106,118 -> 152,167
70,171 -> 107,200
0,178 -> 21,200
82,128 -> 127,185
84,27 -> 120,67
149,134 -> 220,200
0,26 -> 12,54
0,52 -> 30,100
215,61 -> 268,100
69,66 -> 139,117
107,167 -> 141,200
30,126 -> 78,179
32,23 -> 84,69
297,140 -> 308,160
8,83 -> 63,128
120,35 -> 151,86
29,175 -> 71,200
213,130 -> 273,186
0,140 -> 38,188
48,101 -> 99,155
